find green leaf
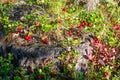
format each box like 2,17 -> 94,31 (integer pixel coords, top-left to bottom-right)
0,57 -> 3,62
68,64 -> 72,69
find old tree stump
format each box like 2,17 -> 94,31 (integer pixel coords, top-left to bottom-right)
0,23 -> 94,73
0,1 -> 96,72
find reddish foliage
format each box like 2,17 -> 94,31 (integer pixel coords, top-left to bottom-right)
93,37 -> 100,44
113,24 -> 120,30
3,0 -> 9,4
57,19 -> 62,24
37,74 -> 43,79
70,24 -> 75,28
29,68 -> 34,73
86,53 -> 94,62
39,62 -> 44,69
90,37 -> 119,67
115,32 -> 120,39
104,71 -> 109,80
44,58 -> 51,63
51,65 -> 58,73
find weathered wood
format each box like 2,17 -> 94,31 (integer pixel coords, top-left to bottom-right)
75,0 -> 100,12
86,0 -> 99,12
0,31 -> 94,74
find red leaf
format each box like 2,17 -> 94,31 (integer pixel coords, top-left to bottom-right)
86,53 -> 94,62
37,74 -> 43,79
93,37 -> 100,44
57,19 -> 62,24
113,24 -> 120,30
104,71 -> 109,80
44,58 -> 51,63
101,45 -> 107,52
29,68 -> 33,73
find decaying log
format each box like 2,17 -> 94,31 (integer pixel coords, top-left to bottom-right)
0,30 -> 94,73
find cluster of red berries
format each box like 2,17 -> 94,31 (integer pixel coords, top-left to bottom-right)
67,20 -> 93,36
78,20 -> 92,28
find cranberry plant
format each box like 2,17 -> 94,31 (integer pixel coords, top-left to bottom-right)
0,0 -> 120,80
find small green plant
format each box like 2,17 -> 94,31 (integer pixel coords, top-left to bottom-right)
0,53 -> 13,80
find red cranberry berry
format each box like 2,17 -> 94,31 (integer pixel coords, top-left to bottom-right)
67,30 -> 73,36
78,24 -> 83,28
62,7 -> 67,12
42,37 -> 49,44
87,22 -> 92,27
25,35 -> 32,41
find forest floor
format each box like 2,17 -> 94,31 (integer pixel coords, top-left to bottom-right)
0,0 -> 120,80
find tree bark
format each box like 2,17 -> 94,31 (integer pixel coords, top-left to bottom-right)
86,0 -> 99,12
0,32 -> 94,73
